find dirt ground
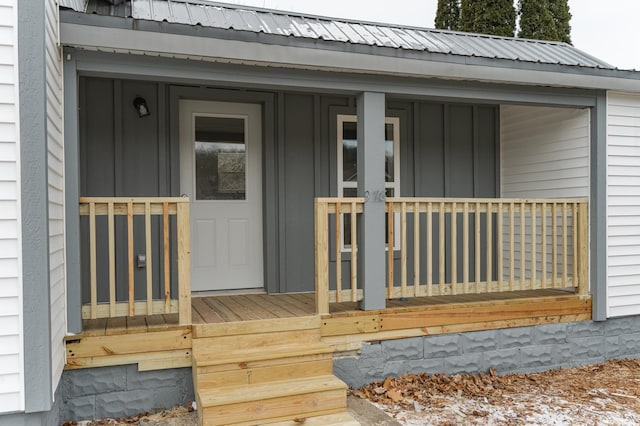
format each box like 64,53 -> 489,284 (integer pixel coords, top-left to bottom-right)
353,358 -> 640,425
62,359 -> 640,425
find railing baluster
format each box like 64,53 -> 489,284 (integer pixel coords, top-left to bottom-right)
552,202 -> 558,288
89,202 -> 97,320
451,202 -> 457,295
497,202 -> 503,292
127,202 -> 135,317
531,202 -> 536,289
145,201 -> 153,316
351,202 -> 358,302
108,202 -> 116,318
475,202 -> 481,293
427,202 -> 433,297
520,201 -> 525,290
387,202 -> 394,299
562,202 -> 568,286
509,202 -> 515,291
541,202 -> 547,289
486,201 -> 492,291
401,202 -> 407,298
335,202 -> 342,303
463,202 -> 469,294
413,201 -> 420,297
439,202 -> 445,296
573,202 -> 578,287
163,202 -> 170,313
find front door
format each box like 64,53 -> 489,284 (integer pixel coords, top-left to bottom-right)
179,100 -> 263,292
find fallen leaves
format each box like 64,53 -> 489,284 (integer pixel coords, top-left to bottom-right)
353,358 -> 640,425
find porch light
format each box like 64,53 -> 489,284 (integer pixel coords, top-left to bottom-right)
133,96 -> 150,118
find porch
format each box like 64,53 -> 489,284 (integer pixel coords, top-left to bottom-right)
68,196 -> 590,425
76,195 -> 590,328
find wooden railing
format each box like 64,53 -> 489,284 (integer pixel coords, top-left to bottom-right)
79,197 -> 191,325
315,197 -> 589,315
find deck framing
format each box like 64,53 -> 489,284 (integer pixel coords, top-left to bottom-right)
65,290 -> 591,370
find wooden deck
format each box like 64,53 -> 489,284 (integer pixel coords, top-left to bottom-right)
66,289 -> 591,370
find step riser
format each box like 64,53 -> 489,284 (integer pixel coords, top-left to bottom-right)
201,389 -> 346,426
193,329 -> 322,358
196,352 -> 333,374
198,359 -> 333,388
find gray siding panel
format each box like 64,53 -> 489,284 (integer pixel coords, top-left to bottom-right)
282,94 -> 316,293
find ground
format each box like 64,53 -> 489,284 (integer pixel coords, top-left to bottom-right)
354,358 -> 640,425
62,359 -> 640,425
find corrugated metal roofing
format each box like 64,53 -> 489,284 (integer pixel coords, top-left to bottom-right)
59,0 -> 615,70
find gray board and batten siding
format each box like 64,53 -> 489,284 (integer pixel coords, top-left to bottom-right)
78,76 -> 498,297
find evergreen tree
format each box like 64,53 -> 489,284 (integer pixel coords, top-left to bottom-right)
435,0 -> 461,31
460,0 -> 516,37
518,0 -> 559,42
547,0 -> 572,44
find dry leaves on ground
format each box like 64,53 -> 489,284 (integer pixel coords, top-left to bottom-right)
60,402 -> 196,426
353,359 -> 640,425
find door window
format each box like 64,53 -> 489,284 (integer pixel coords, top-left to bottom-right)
194,116 -> 246,200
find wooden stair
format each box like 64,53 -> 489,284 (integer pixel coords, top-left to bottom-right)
192,316 -> 359,426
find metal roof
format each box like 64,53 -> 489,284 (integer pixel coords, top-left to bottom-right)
59,0 -> 615,70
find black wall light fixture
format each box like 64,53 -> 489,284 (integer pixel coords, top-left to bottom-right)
133,96 -> 150,118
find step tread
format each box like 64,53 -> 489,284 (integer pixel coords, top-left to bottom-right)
198,375 -> 347,406
194,343 -> 334,367
264,411 -> 360,426
265,412 -> 360,426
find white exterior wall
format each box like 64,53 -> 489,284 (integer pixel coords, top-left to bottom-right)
45,0 -> 65,394
501,105 -> 590,198
0,0 -> 23,413
607,92 -> 640,318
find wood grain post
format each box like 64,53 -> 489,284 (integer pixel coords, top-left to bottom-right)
315,199 -> 330,315
176,202 -> 192,325
577,202 -> 589,296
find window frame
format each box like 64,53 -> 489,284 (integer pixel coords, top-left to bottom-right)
336,114 -> 401,250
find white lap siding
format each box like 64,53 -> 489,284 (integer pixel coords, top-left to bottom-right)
0,0 -> 23,413
500,105 -> 590,285
45,0 -> 66,395
607,92 -> 640,317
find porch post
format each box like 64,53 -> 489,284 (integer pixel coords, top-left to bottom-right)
357,92 -> 386,310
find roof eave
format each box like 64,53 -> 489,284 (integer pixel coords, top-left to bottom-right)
59,12 -> 640,93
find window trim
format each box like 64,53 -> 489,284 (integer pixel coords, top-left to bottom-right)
337,114 -> 401,250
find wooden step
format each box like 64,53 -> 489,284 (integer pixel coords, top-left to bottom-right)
194,342 -> 334,368
197,356 -> 333,388
267,412 -> 360,426
192,328 -> 322,358
193,315 -> 321,338
198,375 -> 347,426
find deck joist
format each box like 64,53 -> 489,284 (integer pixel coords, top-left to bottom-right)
65,290 -> 591,370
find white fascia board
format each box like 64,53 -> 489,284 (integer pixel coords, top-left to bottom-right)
60,23 -> 640,93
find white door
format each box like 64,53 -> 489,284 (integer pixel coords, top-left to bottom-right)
179,100 -> 263,292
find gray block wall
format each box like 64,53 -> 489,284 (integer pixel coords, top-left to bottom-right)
60,365 -> 194,422
334,317 -> 640,388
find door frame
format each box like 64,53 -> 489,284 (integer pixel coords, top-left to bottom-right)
178,99 -> 264,293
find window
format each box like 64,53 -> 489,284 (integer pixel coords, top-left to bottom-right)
337,115 -> 400,247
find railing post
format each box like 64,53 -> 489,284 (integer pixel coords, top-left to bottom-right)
577,202 -> 589,296
315,199 -> 330,315
177,201 -> 192,325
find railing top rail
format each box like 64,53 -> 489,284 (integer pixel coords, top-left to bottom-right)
315,197 -> 366,204
386,197 -> 589,204
79,197 -> 189,203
